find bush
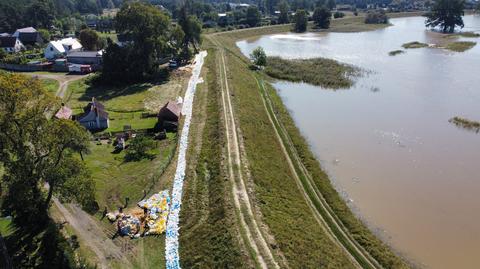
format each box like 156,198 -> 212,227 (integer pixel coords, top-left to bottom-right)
365,10 -> 389,24
124,136 -> 156,162
250,46 -> 267,67
333,11 -> 345,18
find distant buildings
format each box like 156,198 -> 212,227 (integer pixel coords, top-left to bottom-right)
13,27 -> 43,46
0,36 -> 25,53
44,38 -> 82,60
55,105 -> 73,120
67,50 -> 103,65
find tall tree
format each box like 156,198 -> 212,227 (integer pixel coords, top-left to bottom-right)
313,6 -> 331,28
178,3 -> 202,59
425,0 -> 465,33
293,9 -> 308,32
327,0 -> 336,10
246,6 -> 262,27
278,1 -> 290,24
104,2 -> 171,82
79,28 -> 101,50
0,72 -> 95,267
25,0 -> 55,29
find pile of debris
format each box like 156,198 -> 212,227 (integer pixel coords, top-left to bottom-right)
106,190 -> 170,238
138,190 -> 170,236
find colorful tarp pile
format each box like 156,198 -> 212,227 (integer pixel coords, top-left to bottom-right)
117,215 -> 141,238
165,51 -> 207,269
138,190 -> 171,236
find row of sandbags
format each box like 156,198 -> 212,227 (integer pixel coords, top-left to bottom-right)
165,51 -> 207,269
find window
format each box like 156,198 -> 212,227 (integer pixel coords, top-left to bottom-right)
50,47 -> 53,51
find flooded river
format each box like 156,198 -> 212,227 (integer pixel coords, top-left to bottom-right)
237,16 -> 480,269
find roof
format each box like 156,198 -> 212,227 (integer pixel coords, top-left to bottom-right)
0,33 -> 10,37
67,51 -> 103,58
0,36 -> 18,48
159,101 -> 181,118
55,106 -> 73,119
18,32 -> 41,43
15,27 -> 37,33
48,38 -> 82,53
78,97 -> 109,121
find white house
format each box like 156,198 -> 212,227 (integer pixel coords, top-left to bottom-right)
0,36 -> 25,53
44,38 -> 82,60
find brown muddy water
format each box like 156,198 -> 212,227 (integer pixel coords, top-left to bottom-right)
237,16 -> 480,269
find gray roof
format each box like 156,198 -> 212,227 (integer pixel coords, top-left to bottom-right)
15,27 -> 37,33
67,51 -> 102,58
0,36 -> 17,48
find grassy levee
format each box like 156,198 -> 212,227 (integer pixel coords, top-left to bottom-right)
210,35 -> 357,268
209,16 -> 411,268
178,46 -> 247,268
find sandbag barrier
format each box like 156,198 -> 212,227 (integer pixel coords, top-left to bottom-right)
165,51 -> 207,269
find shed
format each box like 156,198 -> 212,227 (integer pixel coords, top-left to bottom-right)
55,105 -> 73,120
157,101 -> 182,132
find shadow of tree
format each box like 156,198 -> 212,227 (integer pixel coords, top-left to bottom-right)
79,83 -> 153,103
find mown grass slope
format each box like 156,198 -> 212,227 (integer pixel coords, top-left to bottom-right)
221,38 -> 357,268
179,46 -> 247,268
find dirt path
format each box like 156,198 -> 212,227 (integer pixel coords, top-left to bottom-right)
212,38 -> 281,269
24,73 -> 87,98
53,199 -> 132,269
254,77 -> 383,269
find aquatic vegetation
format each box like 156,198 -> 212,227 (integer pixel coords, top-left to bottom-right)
444,31 -> 480,38
389,50 -> 405,56
265,56 -> 361,89
449,117 -> 480,133
444,41 -> 477,52
402,41 -> 429,49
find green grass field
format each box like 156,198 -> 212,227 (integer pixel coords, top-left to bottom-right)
41,78 -> 59,95
65,75 -> 188,133
85,134 -> 176,210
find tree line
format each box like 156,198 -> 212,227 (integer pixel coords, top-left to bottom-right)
101,1 -> 202,84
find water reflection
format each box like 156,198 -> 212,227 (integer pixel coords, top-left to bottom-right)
238,16 -> 480,269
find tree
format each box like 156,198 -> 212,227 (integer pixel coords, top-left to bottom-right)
246,6 -> 261,27
365,10 -> 389,24
425,0 -> 465,33
25,0 -> 55,29
0,72 -> 96,266
0,73 -> 94,215
124,137 -> 156,161
278,1 -> 290,24
293,9 -> 308,32
79,28 -> 101,50
170,25 -> 185,59
266,0 -> 278,14
103,2 -> 171,82
250,46 -> 267,67
327,0 -> 336,10
178,3 -> 202,60
333,11 -> 345,18
38,28 -> 51,42
313,6 -> 331,28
